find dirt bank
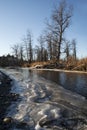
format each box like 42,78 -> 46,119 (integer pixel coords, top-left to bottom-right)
0,71 -> 18,130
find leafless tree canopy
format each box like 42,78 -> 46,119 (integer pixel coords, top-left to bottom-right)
46,0 -> 73,61
10,0 -> 77,67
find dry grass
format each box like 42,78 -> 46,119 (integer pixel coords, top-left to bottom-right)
30,61 -> 50,67
23,57 -> 87,72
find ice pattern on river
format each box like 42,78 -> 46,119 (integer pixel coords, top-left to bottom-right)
4,68 -> 87,130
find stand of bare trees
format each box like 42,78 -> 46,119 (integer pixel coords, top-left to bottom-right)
0,0 -> 87,71
9,0 -> 79,69
45,0 -> 73,61
11,30 -> 33,65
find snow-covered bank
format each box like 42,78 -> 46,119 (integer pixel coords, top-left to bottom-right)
31,68 -> 87,74
2,68 -> 87,130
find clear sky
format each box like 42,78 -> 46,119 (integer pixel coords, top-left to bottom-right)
0,0 -> 87,58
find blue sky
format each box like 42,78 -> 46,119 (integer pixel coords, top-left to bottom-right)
0,0 -> 87,58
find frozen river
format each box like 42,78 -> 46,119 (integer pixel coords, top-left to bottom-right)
2,68 -> 87,130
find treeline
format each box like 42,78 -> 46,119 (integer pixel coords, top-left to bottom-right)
0,55 -> 23,67
0,0 -> 87,71
11,0 -> 76,63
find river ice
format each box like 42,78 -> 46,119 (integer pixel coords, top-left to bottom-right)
2,68 -> 87,130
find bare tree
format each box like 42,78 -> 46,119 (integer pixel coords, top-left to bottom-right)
64,40 -> 71,61
27,31 -> 33,63
34,45 -> 41,61
23,30 -> 33,63
41,48 -> 48,61
72,39 -> 77,60
37,35 -> 44,61
45,32 -> 53,60
19,44 -> 24,62
47,0 -> 73,61
11,44 -> 19,59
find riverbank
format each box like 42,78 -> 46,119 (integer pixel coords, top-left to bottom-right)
29,59 -> 87,73
0,71 -> 19,130
31,68 -> 87,74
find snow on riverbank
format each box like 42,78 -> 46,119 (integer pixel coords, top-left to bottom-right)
31,68 -> 87,74
2,68 -> 87,130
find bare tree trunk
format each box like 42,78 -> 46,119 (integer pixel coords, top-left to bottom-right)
72,39 -> 77,60
23,30 -> 33,63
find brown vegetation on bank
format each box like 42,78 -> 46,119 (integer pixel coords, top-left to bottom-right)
28,57 -> 87,72
0,54 -> 87,72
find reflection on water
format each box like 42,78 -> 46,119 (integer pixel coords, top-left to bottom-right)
35,70 -> 87,98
